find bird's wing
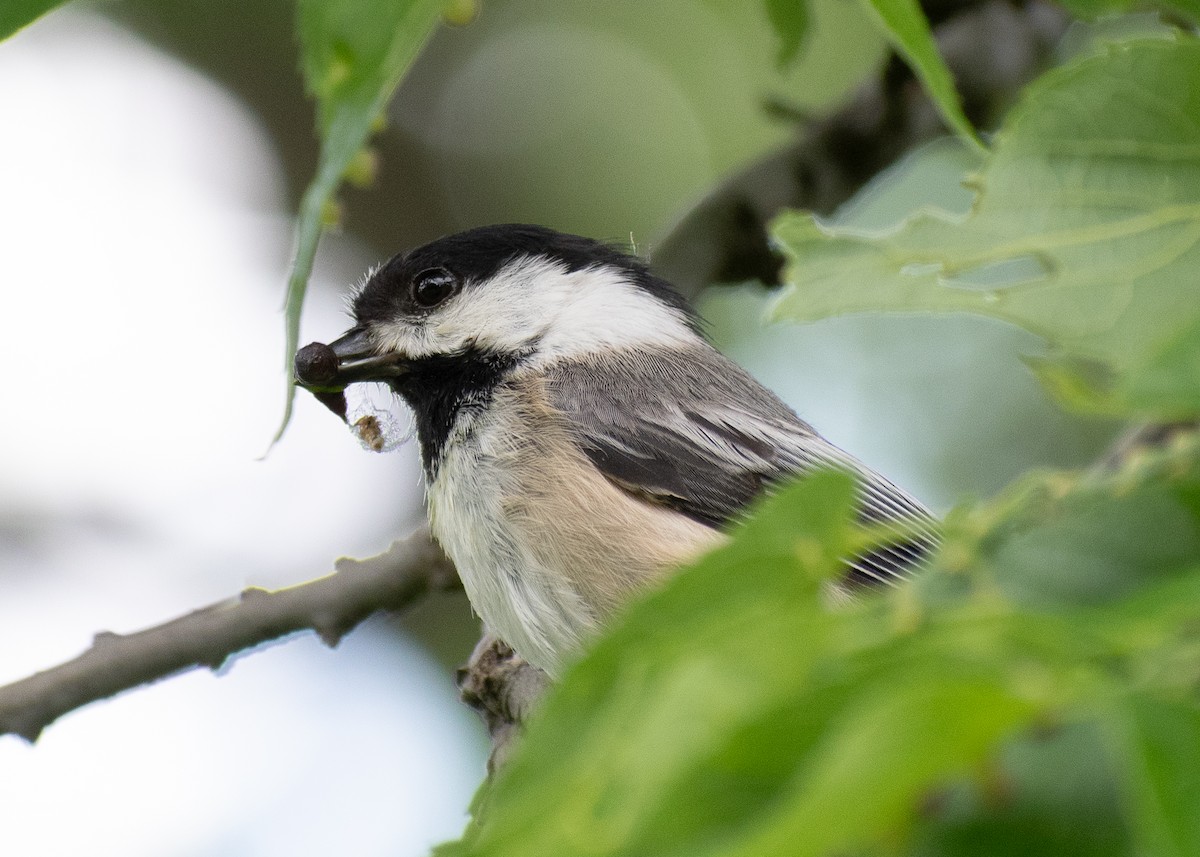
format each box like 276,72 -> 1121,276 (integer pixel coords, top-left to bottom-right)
542,350 -> 939,587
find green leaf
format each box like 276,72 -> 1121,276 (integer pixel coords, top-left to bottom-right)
448,471 -> 1047,857
765,0 -> 810,69
923,441 -> 1200,849
454,471 -> 859,857
910,723 -> 1133,857
989,473 -> 1200,607
933,430 -> 1200,610
855,0 -> 981,148
772,37 -> 1200,418
717,674 -> 1036,857
271,0 -> 442,446
0,0 -> 70,42
443,429 -> 1200,855
1111,693 -> 1200,857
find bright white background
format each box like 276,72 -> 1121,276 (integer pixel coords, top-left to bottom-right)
0,10 -> 487,856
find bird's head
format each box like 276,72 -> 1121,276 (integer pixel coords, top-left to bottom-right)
294,224 -> 702,402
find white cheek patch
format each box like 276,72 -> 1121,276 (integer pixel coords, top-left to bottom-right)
532,264 -> 697,362
458,257 -> 697,361
362,255 -> 697,362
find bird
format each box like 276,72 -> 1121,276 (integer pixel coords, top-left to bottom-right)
295,223 -> 939,677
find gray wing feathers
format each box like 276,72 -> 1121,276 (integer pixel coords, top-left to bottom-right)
543,349 -> 939,587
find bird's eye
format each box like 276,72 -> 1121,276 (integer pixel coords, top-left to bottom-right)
411,267 -> 458,308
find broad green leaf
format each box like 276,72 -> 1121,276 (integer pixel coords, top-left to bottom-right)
923,440 -> 1200,849
718,674 -> 1035,857
1,0 -> 70,42
909,723 -> 1133,857
939,430 -> 1200,609
989,475 -> 1200,607
765,0 -> 810,69
443,428 -> 1200,855
453,471 -> 860,857
449,471 -> 1047,857
929,438 -> 1200,705
1111,693 -> 1200,857
773,38 -> 1200,418
272,0 -> 442,445
855,0 -> 981,148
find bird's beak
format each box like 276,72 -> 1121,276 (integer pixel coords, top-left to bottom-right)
294,328 -> 409,422
295,328 -> 410,389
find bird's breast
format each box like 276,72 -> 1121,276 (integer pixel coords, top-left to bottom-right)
425,378 -> 721,676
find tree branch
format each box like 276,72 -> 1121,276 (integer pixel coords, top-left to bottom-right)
457,635 -> 550,774
0,527 -> 458,743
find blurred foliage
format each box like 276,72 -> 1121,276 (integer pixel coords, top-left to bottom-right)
774,36 -> 1200,420
765,0 -> 811,67
385,0 -> 885,238
442,432 -> 1200,855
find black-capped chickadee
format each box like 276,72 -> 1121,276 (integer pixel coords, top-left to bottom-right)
296,224 -> 938,677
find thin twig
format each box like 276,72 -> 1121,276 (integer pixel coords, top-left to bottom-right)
0,528 -> 458,742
